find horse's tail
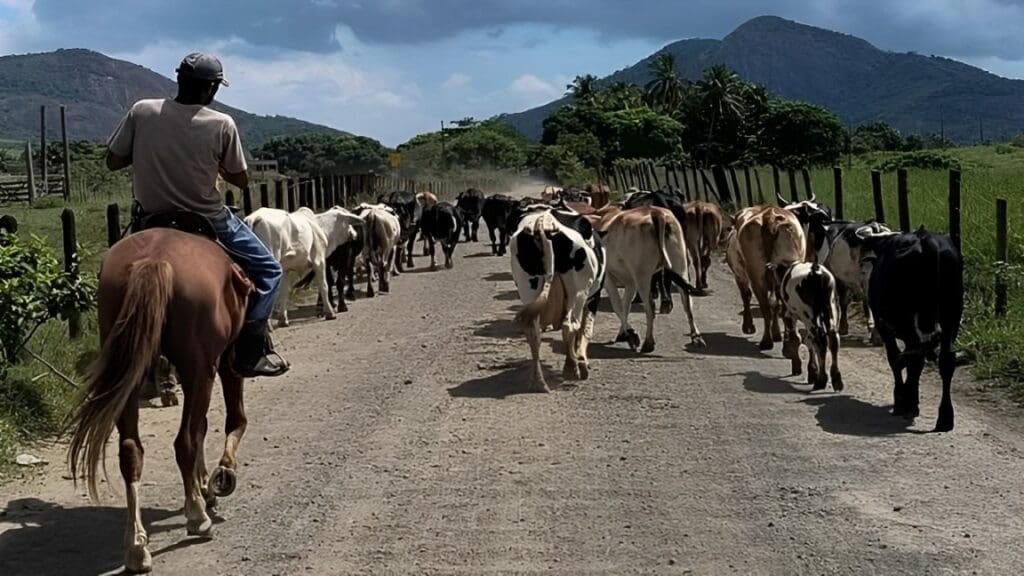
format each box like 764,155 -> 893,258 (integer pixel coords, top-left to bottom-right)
67,260 -> 173,502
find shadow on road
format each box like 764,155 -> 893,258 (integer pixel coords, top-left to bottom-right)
802,396 -> 915,437
472,318 -> 521,340
447,362 -> 557,399
482,271 -> 513,282
686,332 -> 772,359
465,251 -> 498,260
0,498 -> 182,576
493,290 -> 520,302
735,371 -> 807,395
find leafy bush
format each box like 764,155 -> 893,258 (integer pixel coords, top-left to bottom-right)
873,151 -> 961,171
0,232 -> 96,376
758,100 -> 846,168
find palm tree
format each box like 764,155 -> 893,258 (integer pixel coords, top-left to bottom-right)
694,65 -> 746,142
605,81 -> 643,110
644,53 -> 686,114
566,74 -> 599,104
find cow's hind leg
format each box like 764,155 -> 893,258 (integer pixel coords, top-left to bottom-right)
607,280 -> 640,351
668,271 -> 705,347
406,232 -> 416,269
782,314 -> 801,375
488,225 -> 498,256
276,276 -> 291,328
315,261 -> 336,321
576,306 -> 596,380
902,352 -> 925,420
523,319 -> 548,392
828,330 -> 843,392
365,259 -> 375,298
880,329 -> 909,415
561,323 -> 581,380
837,282 -> 851,336
635,274 -> 657,353
117,389 -> 152,573
935,340 -> 955,432
428,237 -> 438,270
735,278 -> 756,335
657,271 -> 673,314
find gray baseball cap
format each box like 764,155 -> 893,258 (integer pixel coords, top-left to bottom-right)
176,52 -> 230,87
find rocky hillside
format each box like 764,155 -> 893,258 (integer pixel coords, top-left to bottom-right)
0,48 -> 348,147
499,16 -> 1024,143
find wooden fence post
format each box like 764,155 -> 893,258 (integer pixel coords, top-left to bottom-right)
60,105 -> 71,202
754,168 -> 765,204
787,169 -> 799,203
833,167 -> 844,220
729,167 -> 742,207
61,208 -> 80,339
996,198 -> 1009,317
260,182 -> 269,209
871,169 -> 885,223
288,179 -> 297,211
242,186 -> 253,215
681,165 -> 691,201
24,142 -> 36,205
897,168 -> 910,232
106,203 -> 120,246
801,168 -> 813,200
772,166 -> 782,205
40,105 -> 47,195
650,162 -> 661,190
949,169 -> 961,253
744,167 -> 754,207
275,180 -> 284,209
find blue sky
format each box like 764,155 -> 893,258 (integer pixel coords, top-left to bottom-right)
5,0 -> 1024,146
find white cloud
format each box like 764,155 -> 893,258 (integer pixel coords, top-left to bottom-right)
509,73 -> 562,100
442,72 -> 471,90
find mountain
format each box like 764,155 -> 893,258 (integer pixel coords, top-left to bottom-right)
0,49 -> 349,148
499,16 -> 1024,143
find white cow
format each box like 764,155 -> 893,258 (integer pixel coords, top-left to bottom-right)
354,203 -> 402,297
775,262 -> 843,391
510,206 -> 606,392
245,207 -> 336,327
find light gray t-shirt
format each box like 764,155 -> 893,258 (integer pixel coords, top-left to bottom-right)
107,98 -> 247,218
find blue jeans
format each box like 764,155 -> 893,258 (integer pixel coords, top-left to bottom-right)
211,209 -> 282,325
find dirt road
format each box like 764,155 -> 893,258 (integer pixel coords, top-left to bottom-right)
3,219 -> 1024,575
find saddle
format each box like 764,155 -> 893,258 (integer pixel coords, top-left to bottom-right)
129,201 -> 239,242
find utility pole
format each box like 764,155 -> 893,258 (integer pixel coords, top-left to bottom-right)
440,120 -> 446,171
939,104 -> 945,143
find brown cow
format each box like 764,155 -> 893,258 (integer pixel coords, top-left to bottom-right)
602,206 -> 704,353
586,203 -> 623,232
683,201 -> 725,293
725,205 -> 807,360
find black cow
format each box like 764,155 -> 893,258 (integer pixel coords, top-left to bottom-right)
859,226 -> 963,432
379,190 -> 422,272
456,188 -> 486,242
421,202 -> 464,270
296,219 -> 366,313
481,194 -> 517,256
622,190 -> 690,313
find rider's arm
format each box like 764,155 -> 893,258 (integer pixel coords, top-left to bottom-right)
106,106 -> 135,172
219,118 -> 249,191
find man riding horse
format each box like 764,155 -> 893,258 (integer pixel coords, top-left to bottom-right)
105,53 -> 288,378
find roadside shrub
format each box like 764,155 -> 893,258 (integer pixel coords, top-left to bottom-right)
874,151 -> 961,171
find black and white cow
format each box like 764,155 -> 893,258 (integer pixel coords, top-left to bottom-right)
510,205 -> 606,392
379,190 -> 422,272
816,220 -> 892,341
622,190 -> 689,313
455,188 -> 486,243
482,193 -> 518,256
858,226 -> 964,432
776,262 -> 843,391
421,202 -> 464,270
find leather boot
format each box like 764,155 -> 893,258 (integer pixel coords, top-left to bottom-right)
233,321 -> 290,377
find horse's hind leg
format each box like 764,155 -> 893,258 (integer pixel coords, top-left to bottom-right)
174,368 -> 215,538
209,364 -> 247,501
117,390 -> 152,573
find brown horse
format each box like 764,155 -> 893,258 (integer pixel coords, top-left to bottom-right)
67,228 -> 252,574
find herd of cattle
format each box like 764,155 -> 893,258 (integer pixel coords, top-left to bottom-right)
238,182 -> 964,434
507,186 -> 964,434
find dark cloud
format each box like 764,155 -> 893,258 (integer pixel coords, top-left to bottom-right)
25,0 -> 1024,63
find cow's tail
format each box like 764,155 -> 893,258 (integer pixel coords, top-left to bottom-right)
809,262 -> 832,333
655,210 -> 699,296
515,215 -> 556,324
67,260 -> 172,502
697,205 -> 707,261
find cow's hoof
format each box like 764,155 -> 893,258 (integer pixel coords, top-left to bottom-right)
831,373 -> 844,392
838,320 -> 850,336
742,322 -> 756,335
659,302 -> 673,315
869,331 -> 883,347
624,330 -> 641,351
209,466 -> 237,498
186,517 -> 214,538
124,543 -> 153,574
690,335 -> 707,348
529,381 -> 550,393
640,340 -> 655,354
445,261 -> 453,269
324,313 -> 337,321
430,265 -> 438,271
277,320 -> 290,329
758,340 -> 774,351
578,363 -> 590,380
934,417 -> 954,433
790,358 -> 802,376
159,390 -> 178,407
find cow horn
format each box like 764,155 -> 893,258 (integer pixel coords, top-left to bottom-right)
776,192 -> 789,205
809,192 -> 817,204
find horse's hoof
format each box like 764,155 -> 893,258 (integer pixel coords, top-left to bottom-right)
209,466 -> 237,498
186,517 -> 214,538
124,543 -> 153,574
641,340 -> 655,354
